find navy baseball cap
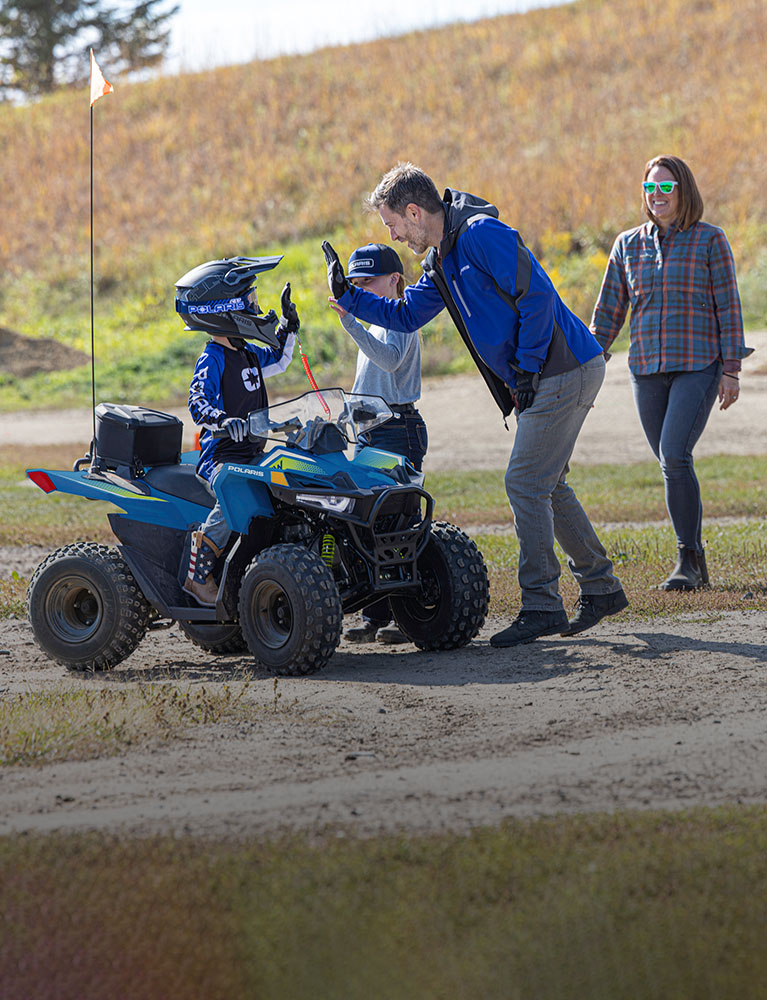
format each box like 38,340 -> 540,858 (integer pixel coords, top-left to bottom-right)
347,243 -> 404,280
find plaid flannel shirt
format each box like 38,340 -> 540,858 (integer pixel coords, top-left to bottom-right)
590,221 -> 750,374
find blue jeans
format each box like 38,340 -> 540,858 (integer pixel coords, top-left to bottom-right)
630,360 -> 721,551
356,407 -> 428,625
197,465 -> 231,550
356,408 -> 428,472
505,356 -> 622,613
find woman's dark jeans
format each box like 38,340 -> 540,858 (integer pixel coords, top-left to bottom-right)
355,408 -> 428,626
630,360 -> 721,551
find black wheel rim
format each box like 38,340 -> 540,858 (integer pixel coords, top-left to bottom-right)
251,580 -> 294,650
44,575 -> 103,643
405,562 -> 443,623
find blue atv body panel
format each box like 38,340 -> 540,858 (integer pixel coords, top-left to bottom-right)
26,467 -> 213,528
26,442 -> 414,534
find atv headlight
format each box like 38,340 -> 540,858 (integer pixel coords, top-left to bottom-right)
295,493 -> 355,513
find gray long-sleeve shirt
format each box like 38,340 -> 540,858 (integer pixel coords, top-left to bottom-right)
340,313 -> 422,404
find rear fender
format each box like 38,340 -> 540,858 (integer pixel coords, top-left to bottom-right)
26,468 -> 211,528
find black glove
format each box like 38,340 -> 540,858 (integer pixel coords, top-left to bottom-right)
221,417 -> 248,443
513,369 -> 539,414
279,281 -> 300,334
322,240 -> 351,299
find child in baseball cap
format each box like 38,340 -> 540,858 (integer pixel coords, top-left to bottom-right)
346,243 -> 405,282
328,243 -> 428,645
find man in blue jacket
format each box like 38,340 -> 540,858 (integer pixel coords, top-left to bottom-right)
322,162 -> 627,646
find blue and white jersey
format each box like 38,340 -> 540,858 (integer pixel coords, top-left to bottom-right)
189,334 -> 294,482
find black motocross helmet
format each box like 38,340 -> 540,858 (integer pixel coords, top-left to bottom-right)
174,255 -> 284,348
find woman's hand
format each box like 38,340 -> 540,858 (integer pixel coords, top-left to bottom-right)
328,296 -> 347,318
719,373 -> 740,410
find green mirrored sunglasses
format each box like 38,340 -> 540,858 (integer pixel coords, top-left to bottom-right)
643,180 -> 678,194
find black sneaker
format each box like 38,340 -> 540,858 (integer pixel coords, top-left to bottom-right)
344,620 -> 384,643
376,625 -> 409,645
490,610 -> 569,648
560,588 -> 629,636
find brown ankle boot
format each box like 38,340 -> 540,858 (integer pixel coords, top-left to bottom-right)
184,574 -> 219,606
182,530 -> 223,606
658,546 -> 704,591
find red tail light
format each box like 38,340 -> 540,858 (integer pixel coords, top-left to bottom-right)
27,470 -> 57,493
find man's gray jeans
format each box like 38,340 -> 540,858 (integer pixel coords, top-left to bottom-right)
504,354 -> 621,612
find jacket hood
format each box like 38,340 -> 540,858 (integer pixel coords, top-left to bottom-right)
439,188 -> 499,257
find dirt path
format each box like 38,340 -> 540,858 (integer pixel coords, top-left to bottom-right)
2,609 -> 766,839
1,337 -> 766,839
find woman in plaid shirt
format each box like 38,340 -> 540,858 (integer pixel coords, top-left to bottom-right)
591,154 -> 752,591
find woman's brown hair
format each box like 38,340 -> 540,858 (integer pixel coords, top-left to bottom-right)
643,154 -> 704,230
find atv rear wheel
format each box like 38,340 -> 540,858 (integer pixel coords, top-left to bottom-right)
390,521 -> 489,650
177,621 -> 248,655
238,544 -> 342,675
26,543 -> 151,671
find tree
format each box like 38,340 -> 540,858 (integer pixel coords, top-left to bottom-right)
0,0 -> 179,99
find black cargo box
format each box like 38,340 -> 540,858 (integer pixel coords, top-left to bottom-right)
95,403 -> 183,474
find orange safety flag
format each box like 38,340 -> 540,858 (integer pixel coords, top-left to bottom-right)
89,49 -> 113,106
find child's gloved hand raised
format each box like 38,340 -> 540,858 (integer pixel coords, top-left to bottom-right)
279,282 -> 300,334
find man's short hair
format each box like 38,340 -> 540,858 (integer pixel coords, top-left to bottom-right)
367,162 -> 443,216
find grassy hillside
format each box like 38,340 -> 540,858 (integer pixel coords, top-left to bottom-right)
1,0 -> 766,409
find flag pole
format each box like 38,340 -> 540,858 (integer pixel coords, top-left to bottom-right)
89,100 -> 97,469
87,50 -> 113,474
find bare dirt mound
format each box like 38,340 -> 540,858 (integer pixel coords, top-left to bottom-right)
0,326 -> 89,379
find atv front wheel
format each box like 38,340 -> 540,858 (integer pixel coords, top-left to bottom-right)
177,621 -> 248,655
26,543 -> 151,671
238,544 -> 342,675
390,521 -> 489,650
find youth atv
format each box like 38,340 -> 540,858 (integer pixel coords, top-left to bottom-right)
26,388 -> 489,675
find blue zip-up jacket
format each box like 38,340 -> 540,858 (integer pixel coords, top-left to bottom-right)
338,188 -> 602,418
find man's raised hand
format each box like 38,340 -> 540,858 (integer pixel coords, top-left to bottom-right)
322,241 -> 350,299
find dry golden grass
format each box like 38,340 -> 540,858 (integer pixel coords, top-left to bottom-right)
1,0 -> 766,296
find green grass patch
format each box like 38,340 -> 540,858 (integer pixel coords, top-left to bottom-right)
0,575 -> 25,618
5,450 -> 766,551
1,489 -> 116,549
1,805 -> 766,998
479,519 -> 767,619
2,450 -> 766,621
428,454 -> 767,526
0,233 -> 468,412
0,683 -> 262,766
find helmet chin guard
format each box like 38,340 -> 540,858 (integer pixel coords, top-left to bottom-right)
174,255 -> 284,346
232,309 -> 280,348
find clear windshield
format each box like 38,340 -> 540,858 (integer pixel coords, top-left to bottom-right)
247,388 -> 394,452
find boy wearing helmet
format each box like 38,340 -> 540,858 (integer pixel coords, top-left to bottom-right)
175,256 -> 299,605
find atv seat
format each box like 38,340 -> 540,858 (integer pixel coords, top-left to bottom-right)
143,463 -> 216,509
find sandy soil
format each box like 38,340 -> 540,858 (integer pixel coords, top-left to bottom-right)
1,336 -> 766,839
